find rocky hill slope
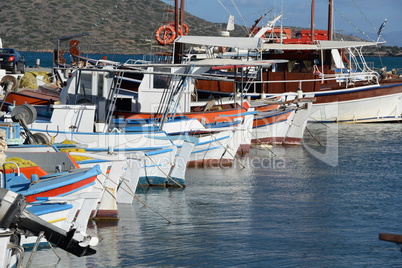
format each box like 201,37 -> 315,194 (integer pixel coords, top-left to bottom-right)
1,0 -> 400,56
0,0 -> 245,54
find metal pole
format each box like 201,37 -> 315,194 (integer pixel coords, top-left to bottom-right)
328,0 -> 333,40
180,0 -> 185,25
174,0 -> 179,35
311,0 -> 315,42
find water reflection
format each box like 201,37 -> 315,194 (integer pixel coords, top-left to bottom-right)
23,123 -> 402,267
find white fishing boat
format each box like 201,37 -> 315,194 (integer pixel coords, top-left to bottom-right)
6,102 -> 191,187
31,64 -> 253,167
0,130 -> 98,266
249,95 -> 313,145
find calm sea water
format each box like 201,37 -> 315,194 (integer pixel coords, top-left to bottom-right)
22,52 -> 156,68
23,123 -> 402,267
19,54 -> 402,266
21,52 -> 402,71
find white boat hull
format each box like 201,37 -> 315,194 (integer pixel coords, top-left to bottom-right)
310,90 -> 402,122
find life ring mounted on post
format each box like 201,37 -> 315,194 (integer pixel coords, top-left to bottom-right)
181,23 -> 189,35
155,23 -> 189,45
155,25 -> 177,45
171,23 -> 189,36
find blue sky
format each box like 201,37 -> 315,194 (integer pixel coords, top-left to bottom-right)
160,0 -> 401,37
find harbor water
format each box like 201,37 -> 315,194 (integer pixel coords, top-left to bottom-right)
21,52 -> 402,71
18,53 -> 402,266
23,123 -> 402,267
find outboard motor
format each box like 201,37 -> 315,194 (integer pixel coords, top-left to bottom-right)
0,187 -> 96,257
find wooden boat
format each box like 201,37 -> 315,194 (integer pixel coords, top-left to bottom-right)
4,141 -> 142,217
6,64 -> 246,168
174,1 -> 402,123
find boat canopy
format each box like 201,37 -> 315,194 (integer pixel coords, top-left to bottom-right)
175,36 -> 261,50
261,40 -> 379,50
176,35 -> 379,51
317,40 -> 379,49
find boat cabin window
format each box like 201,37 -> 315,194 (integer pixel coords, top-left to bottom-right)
97,73 -> 104,97
153,67 -> 170,89
78,72 -> 93,97
270,63 -> 287,73
287,60 -> 313,73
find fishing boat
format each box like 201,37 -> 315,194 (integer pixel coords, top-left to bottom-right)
250,95 -> 312,145
0,120 -> 141,214
29,64 -> 252,167
0,130 -> 97,266
1,123 -> 131,222
4,99 -> 192,187
2,149 -> 104,246
118,57 -> 313,146
1,155 -> 101,204
174,1 -> 402,123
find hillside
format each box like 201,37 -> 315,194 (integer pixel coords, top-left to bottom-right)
0,0 -> 246,54
1,0 -> 400,56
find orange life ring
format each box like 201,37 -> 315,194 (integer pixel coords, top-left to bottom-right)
155,25 -> 176,45
168,23 -> 189,36
179,23 -> 189,35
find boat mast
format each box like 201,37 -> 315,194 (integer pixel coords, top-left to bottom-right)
175,0 -> 179,35
311,0 -> 315,42
173,0 -> 185,63
328,0 -> 333,40
180,0 -> 185,26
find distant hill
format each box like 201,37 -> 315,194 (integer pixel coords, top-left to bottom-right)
0,0 -> 243,54
1,0 -> 399,56
381,31 -> 402,47
347,30 -> 402,47
344,31 -> 402,56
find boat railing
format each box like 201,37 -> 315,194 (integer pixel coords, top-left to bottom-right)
84,58 -> 121,68
239,70 -> 380,94
124,59 -> 152,65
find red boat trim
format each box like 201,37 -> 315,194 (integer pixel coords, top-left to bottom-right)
25,176 -> 96,203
